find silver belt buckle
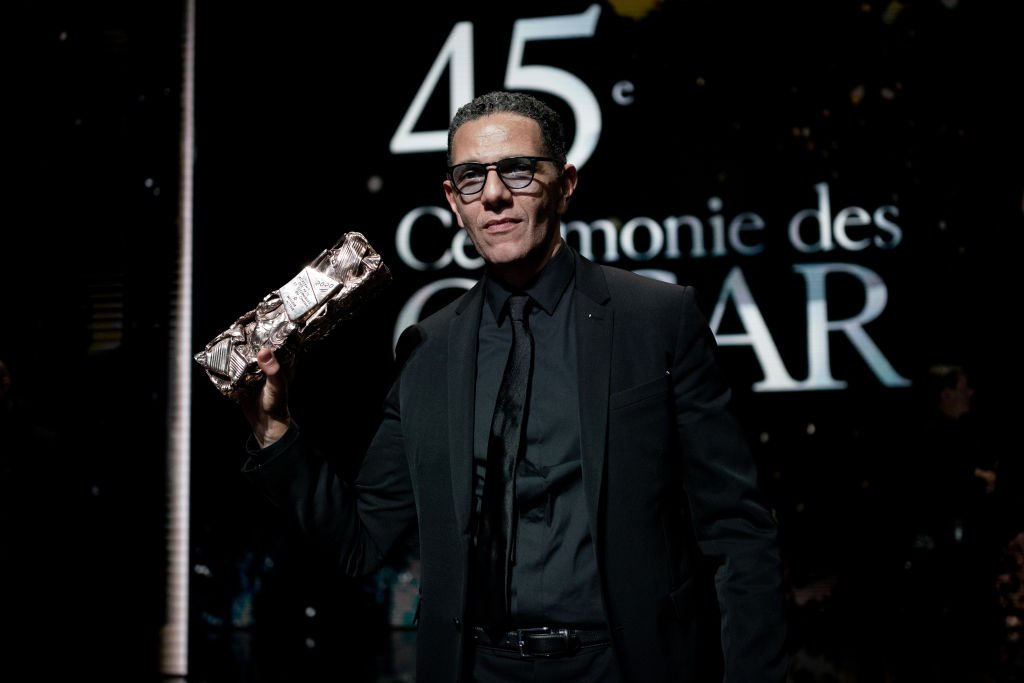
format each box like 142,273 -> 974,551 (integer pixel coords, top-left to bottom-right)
516,627 -> 570,657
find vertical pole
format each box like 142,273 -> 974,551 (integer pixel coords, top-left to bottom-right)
161,0 -> 195,676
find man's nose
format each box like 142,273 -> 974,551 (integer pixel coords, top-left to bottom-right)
481,166 -> 512,201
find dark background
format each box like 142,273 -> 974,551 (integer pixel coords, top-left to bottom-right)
4,1 -> 1024,681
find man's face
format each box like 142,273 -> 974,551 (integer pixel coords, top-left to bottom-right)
444,113 -> 576,284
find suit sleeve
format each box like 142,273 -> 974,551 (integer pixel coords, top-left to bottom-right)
240,326 -> 422,578
671,287 -> 788,682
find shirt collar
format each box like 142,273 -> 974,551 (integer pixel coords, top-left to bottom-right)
484,241 -> 574,322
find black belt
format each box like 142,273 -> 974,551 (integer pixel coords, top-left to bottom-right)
471,625 -> 611,658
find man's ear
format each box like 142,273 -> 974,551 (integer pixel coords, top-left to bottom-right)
558,164 -> 578,214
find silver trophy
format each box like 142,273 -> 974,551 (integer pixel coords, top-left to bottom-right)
195,231 -> 391,397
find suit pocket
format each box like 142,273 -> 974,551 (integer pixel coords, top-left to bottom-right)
607,373 -> 672,499
609,372 -> 670,411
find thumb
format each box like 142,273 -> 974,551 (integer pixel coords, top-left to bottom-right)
256,348 -> 289,412
256,347 -> 280,376
235,352 -> 288,444
239,348 -> 291,444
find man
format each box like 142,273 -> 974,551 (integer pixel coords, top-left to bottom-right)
240,91 -> 787,681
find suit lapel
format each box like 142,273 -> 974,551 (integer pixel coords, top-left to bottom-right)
448,281 -> 484,537
573,252 -> 612,547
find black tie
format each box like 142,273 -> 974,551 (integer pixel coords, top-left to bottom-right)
479,294 -> 534,622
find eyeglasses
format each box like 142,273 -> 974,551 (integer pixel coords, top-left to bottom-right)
447,156 -> 555,196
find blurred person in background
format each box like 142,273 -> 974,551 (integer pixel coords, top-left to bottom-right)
891,363 -> 1004,681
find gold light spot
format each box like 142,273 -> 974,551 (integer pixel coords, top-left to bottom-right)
607,0 -> 662,19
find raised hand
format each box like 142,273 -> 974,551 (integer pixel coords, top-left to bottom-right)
239,348 -> 292,448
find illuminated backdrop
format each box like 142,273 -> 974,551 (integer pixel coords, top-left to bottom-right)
195,0 -> 1021,430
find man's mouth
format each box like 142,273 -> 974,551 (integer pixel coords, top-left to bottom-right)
484,219 -> 517,233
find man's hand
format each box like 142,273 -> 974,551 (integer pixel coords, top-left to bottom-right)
239,348 -> 292,448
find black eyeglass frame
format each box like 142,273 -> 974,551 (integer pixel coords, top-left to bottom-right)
446,156 -> 557,196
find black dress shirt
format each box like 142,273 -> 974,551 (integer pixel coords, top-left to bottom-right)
473,244 -> 605,626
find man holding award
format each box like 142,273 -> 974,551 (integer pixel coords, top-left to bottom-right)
226,91 -> 787,682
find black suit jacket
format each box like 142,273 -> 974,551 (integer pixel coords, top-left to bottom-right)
245,247 -> 787,682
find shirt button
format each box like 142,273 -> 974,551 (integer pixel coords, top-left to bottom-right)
453,617 -> 462,632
